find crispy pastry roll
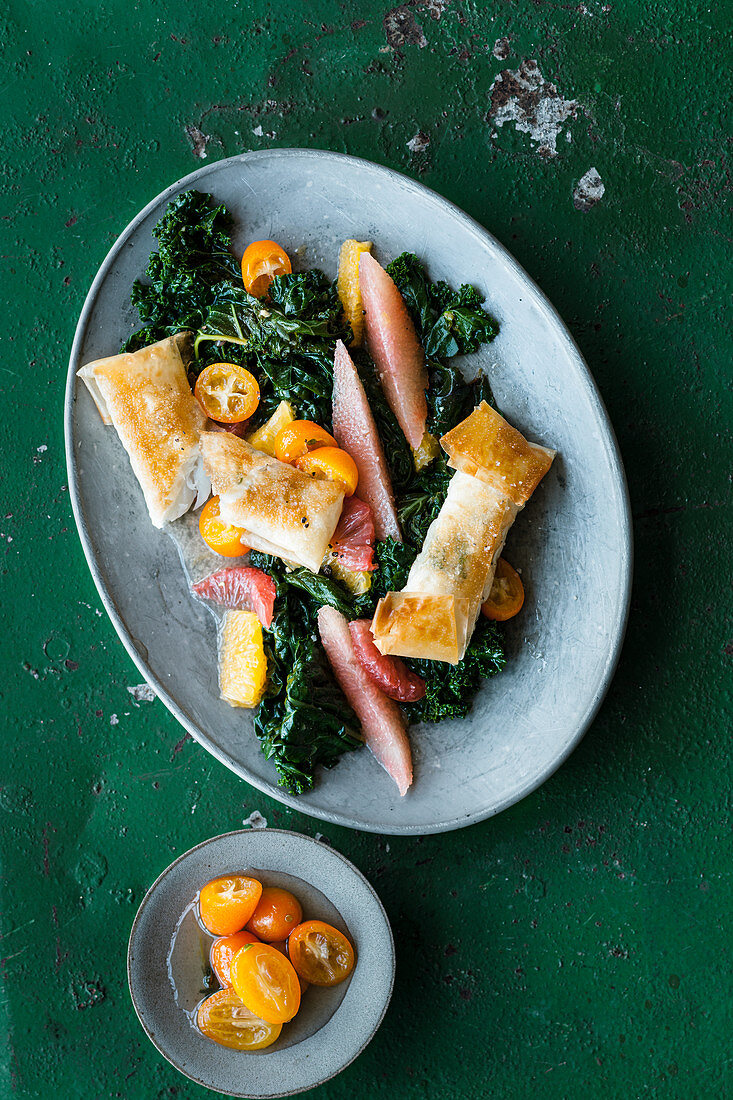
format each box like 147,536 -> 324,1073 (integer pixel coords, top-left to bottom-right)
77,332 -> 210,527
372,404 -> 555,664
200,431 -> 344,572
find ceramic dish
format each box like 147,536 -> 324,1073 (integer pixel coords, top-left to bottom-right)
65,149 -> 632,834
127,829 -> 394,1097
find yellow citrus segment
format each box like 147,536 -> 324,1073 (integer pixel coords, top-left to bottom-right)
218,610 -> 268,708
245,400 -> 296,457
324,554 -> 373,596
338,239 -> 372,347
412,430 -> 440,472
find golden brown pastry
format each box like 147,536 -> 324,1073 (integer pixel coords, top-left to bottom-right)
440,400 -> 555,506
372,404 -> 555,664
200,431 -> 344,572
77,332 -> 210,528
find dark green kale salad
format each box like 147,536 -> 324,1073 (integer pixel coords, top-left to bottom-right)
123,189 -> 505,794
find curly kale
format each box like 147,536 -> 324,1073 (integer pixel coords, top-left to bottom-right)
195,271 -> 350,425
122,190 -> 240,352
406,618 -> 507,723
249,554 -> 361,793
386,251 -> 499,437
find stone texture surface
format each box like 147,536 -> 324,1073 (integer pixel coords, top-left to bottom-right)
0,2 -> 730,1098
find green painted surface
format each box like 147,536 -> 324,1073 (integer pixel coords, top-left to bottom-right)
1,2 -> 730,1097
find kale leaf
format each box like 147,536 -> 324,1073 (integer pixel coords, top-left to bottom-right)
122,190 -> 239,352
250,553 -> 361,794
196,272 -> 349,427
386,251 -> 499,436
406,617 -> 506,723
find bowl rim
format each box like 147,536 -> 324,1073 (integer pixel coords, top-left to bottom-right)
127,827 -> 396,1097
66,147 -> 633,835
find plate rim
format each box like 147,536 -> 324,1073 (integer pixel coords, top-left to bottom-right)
126,827 -> 396,1097
65,147 -> 633,835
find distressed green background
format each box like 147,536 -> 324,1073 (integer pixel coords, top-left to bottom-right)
1,2 -> 730,1098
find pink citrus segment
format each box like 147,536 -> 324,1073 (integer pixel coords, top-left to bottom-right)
348,620 -> 426,702
332,339 -> 402,542
192,567 -> 276,629
317,606 -> 413,796
358,251 -> 428,450
329,496 -> 376,572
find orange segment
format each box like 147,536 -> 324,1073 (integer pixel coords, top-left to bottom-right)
295,446 -> 358,496
338,239 -> 372,347
218,610 -> 268,708
246,400 -> 295,456
412,430 -> 440,472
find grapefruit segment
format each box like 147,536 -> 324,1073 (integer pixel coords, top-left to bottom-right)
317,606 -> 413,796
338,239 -> 372,347
332,339 -> 402,542
192,567 -> 276,629
349,620 -> 426,702
328,496 -> 376,572
358,251 -> 428,450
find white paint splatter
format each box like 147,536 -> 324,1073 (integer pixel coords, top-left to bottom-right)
252,125 -> 263,137
127,683 -> 156,704
406,130 -> 430,153
243,810 -> 268,830
573,167 -> 606,210
110,714 -> 119,726
36,444 -> 48,454
488,59 -> 581,157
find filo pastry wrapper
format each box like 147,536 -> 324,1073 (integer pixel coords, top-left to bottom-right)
372,403 -> 555,665
200,431 -> 345,573
77,332 -> 210,527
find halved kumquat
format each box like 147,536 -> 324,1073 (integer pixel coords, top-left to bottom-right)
195,363 -> 260,424
241,239 -> 292,298
210,929 -> 261,987
481,558 -> 525,621
287,920 -> 355,987
231,942 -> 301,1024
199,496 -> 249,557
295,446 -> 358,496
197,987 -> 281,1050
199,875 -> 263,936
274,420 -> 337,465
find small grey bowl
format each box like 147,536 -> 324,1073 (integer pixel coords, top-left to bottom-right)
127,829 -> 395,1097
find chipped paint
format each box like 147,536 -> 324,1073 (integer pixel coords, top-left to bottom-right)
492,36 -> 511,60
488,60 -> 581,157
383,6 -> 427,49
407,130 -> 430,153
243,810 -> 268,829
127,683 -> 155,704
184,124 -> 210,159
573,167 -> 606,210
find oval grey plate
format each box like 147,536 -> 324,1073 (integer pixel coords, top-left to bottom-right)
128,829 -> 394,1097
65,149 -> 631,834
